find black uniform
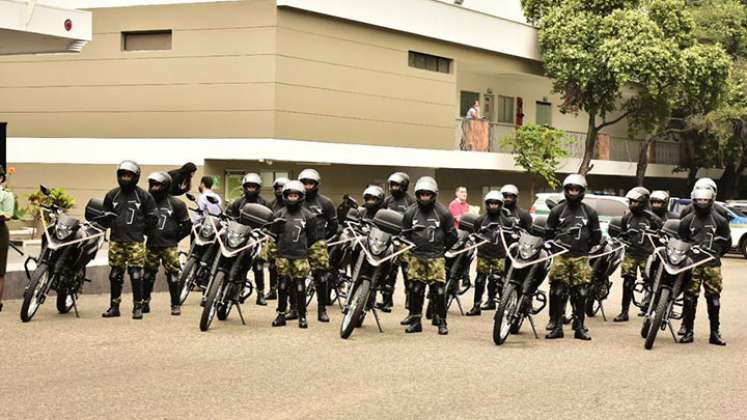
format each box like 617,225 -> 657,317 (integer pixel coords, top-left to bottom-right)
617,210 -> 662,318
384,193 -> 416,214
301,191 -> 337,314
227,194 -> 272,303
382,192 -> 416,309
678,209 -> 730,344
103,186 -> 157,310
679,202 -> 729,220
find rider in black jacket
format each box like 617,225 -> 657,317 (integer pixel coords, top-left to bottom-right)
614,187 -> 662,322
544,174 -> 601,341
265,177 -> 289,301
226,173 -> 272,306
401,176 -> 458,335
382,172 -> 415,314
678,187 -> 730,346
143,172 -> 192,316
650,190 -> 676,220
101,161 -> 158,320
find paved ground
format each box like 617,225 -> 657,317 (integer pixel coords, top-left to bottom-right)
1,257 -> 745,419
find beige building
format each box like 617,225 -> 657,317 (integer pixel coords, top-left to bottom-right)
2,0 -> 689,216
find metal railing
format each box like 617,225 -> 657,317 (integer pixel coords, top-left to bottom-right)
455,118 -> 681,165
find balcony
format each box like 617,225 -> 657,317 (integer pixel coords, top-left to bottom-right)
455,118 -> 681,166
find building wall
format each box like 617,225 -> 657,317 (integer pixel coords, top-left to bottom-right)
0,0 -> 277,138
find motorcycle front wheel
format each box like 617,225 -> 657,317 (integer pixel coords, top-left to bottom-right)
200,271 -> 225,332
21,263 -> 51,322
340,278 -> 370,339
493,284 -> 519,345
645,288 -> 670,350
56,287 -> 75,314
178,257 -> 199,304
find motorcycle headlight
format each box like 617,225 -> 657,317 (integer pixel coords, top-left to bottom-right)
55,224 -> 74,241
519,243 -> 538,260
200,221 -> 215,238
227,231 -> 246,248
368,235 -> 388,256
667,247 -> 687,265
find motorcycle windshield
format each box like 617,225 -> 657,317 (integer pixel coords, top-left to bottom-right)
367,227 -> 392,256
666,238 -> 691,265
517,232 -> 543,259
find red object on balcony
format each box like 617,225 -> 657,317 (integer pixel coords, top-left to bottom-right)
64,19 -> 73,31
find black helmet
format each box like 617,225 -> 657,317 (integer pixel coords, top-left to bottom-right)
273,177 -> 289,200
362,185 -> 385,212
388,172 -> 410,198
242,172 -> 262,201
117,160 -> 141,191
484,190 -> 503,215
147,172 -> 172,201
298,168 -> 321,198
414,176 -> 438,207
562,174 -> 587,205
625,187 -> 650,214
282,180 -> 306,209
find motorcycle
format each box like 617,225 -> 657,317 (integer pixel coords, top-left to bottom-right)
339,209 -> 415,339
439,213 -> 483,316
20,186 -> 114,322
178,193 -> 222,305
199,203 -> 275,332
492,217 -> 561,345
639,220 -> 715,350
584,217 -> 626,320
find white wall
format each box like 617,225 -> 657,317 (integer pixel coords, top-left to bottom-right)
432,0 -> 529,25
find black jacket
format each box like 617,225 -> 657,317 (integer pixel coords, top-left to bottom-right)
226,195 -> 272,219
402,203 -> 458,259
546,201 -> 601,257
502,206 -> 532,245
272,207 -> 320,260
271,198 -> 284,213
384,193 -> 415,214
302,193 -> 338,240
147,196 -> 192,248
104,187 -> 157,243
473,213 -> 510,259
679,202 -> 729,220
621,210 -> 662,259
678,210 -> 731,267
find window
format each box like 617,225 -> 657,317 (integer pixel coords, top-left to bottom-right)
122,30 -> 172,51
460,91 -> 479,118
408,51 -> 451,74
497,95 -> 515,124
536,101 -> 552,126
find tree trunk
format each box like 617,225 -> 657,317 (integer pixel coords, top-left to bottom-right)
719,162 -> 739,201
578,113 -> 597,176
529,177 -> 536,202
635,136 -> 655,187
687,168 -> 698,191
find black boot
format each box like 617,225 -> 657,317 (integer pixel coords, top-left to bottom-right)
296,278 -> 309,328
438,318 -> 448,335
129,267 -> 145,319
467,274 -> 485,316
141,269 -> 157,314
102,268 -> 124,318
254,265 -> 267,306
572,285 -> 591,340
679,295 -> 697,344
545,282 -> 566,335
434,283 -> 448,335
481,277 -> 497,310
266,264 -> 278,300
132,302 -> 143,320
272,313 -> 286,327
285,277 -> 299,319
167,273 -> 181,315
314,272 -> 329,322
405,282 -> 425,333
706,295 -> 726,346
614,277 -> 634,322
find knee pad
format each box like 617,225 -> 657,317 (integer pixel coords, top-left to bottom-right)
167,272 -> 180,284
572,284 -> 588,300
143,269 -> 157,282
411,281 -> 425,296
278,277 -> 290,291
622,276 -> 636,290
432,283 -> 445,297
705,293 -> 720,307
128,267 -> 143,282
550,282 -> 568,299
294,278 -> 306,293
109,267 -> 125,284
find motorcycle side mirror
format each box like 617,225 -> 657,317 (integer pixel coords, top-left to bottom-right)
40,185 -> 51,196
545,198 -> 558,209
185,192 -> 196,202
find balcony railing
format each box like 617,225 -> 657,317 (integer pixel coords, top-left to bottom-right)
455,118 -> 681,165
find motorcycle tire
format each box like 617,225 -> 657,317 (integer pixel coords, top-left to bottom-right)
493,284 -> 519,345
199,271 -> 225,332
56,287 -> 74,314
340,278 -> 370,339
178,257 -> 199,304
21,263 -> 50,322
645,288 -> 670,350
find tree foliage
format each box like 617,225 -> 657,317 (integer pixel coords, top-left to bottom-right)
501,124 -> 574,192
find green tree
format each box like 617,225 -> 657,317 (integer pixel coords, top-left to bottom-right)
501,124 -> 575,197
522,0 -> 727,176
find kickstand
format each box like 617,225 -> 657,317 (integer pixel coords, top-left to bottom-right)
599,301 -> 607,322
371,308 -> 384,333
453,294 -> 465,316
71,294 -> 80,318
527,314 -> 539,339
666,319 -> 677,343
235,302 -> 247,326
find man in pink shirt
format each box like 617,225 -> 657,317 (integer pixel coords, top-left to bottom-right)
448,186 -> 470,227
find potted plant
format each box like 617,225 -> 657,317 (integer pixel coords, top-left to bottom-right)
26,187 -> 75,238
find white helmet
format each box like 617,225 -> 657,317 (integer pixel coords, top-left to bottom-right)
694,177 -> 717,194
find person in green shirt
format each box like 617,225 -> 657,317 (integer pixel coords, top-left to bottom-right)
0,166 -> 15,313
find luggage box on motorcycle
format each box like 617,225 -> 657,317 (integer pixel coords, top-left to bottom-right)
607,216 -> 623,238
240,203 -> 274,229
373,209 -> 403,235
459,213 -> 478,232
85,198 -> 112,227
662,219 -> 680,238
529,215 -> 547,237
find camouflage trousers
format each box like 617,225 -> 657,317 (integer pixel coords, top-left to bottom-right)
686,265 -> 723,297
276,257 -> 311,279
476,256 -> 505,276
308,240 -> 330,272
408,256 -> 446,284
260,238 -> 277,264
548,255 -> 591,287
144,246 -> 180,274
621,255 -> 648,280
109,241 -> 146,269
